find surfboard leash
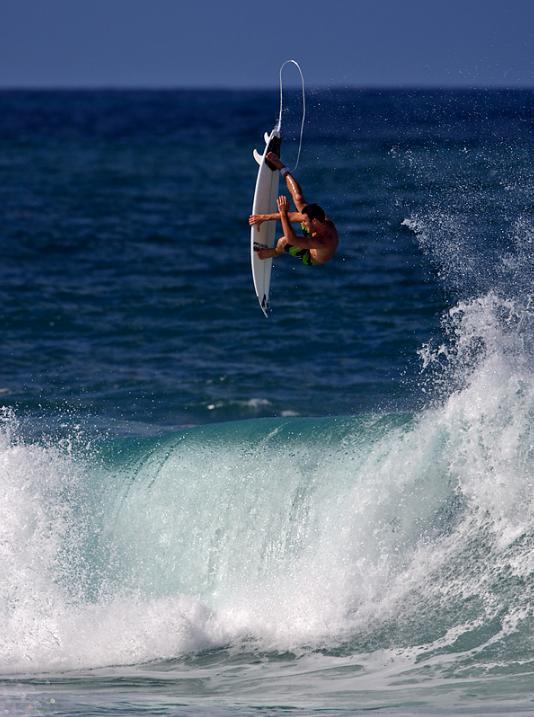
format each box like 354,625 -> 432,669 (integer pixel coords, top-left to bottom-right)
275,59 -> 306,172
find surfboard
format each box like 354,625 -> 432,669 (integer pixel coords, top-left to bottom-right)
250,129 -> 281,317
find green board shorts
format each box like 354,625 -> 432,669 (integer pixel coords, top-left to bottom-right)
284,244 -> 314,265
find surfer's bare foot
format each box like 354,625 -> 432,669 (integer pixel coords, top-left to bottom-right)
255,247 -> 277,260
266,151 -> 284,170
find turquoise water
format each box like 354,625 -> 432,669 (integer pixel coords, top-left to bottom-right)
0,90 -> 533,714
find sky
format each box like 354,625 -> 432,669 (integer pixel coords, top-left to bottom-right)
1,0 -> 534,88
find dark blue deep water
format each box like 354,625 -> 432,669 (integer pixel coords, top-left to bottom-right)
0,90 -> 533,715
0,88 -> 453,428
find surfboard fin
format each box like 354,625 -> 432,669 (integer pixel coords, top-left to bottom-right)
261,294 -> 270,317
264,132 -> 270,144
253,149 -> 262,165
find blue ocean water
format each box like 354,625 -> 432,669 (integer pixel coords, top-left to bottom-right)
0,89 -> 533,715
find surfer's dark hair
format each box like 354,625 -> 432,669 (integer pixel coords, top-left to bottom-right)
302,203 -> 326,223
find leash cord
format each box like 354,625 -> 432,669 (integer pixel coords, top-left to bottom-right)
275,59 -> 305,171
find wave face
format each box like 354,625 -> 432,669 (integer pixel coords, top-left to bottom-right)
1,286 -> 533,681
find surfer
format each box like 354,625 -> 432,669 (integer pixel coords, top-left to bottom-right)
249,152 -> 338,266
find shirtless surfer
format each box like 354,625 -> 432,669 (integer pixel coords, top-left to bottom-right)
249,152 -> 338,266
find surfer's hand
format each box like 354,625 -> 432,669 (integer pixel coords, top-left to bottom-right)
277,196 -> 289,213
266,152 -> 284,170
249,214 -> 265,229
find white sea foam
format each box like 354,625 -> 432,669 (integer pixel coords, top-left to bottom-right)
1,201 -> 533,673
1,287 -> 532,674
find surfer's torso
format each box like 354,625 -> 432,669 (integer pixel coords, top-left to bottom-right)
303,219 -> 338,265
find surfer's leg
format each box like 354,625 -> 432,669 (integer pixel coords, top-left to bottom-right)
255,247 -> 277,259
283,244 -> 314,265
283,173 -> 307,213
254,236 -> 288,260
266,153 -> 307,212
276,237 -> 289,253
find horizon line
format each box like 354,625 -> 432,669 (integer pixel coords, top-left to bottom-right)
1,83 -> 534,92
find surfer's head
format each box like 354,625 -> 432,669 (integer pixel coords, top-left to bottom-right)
302,203 -> 326,224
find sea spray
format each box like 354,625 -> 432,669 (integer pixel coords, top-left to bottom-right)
0,408 -> 82,667
394,176 -> 534,674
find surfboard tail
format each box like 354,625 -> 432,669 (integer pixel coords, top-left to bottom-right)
264,134 -> 281,171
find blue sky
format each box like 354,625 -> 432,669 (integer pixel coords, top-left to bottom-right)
1,0 -> 533,88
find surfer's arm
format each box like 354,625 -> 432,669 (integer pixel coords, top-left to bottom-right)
249,211 -> 305,227
278,197 -> 326,250
277,196 -> 316,247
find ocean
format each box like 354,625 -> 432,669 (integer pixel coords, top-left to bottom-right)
0,88 -> 533,715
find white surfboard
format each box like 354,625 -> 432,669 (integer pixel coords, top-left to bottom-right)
250,128 -> 281,317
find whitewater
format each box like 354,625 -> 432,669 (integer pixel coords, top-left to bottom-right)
1,290 -> 533,712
